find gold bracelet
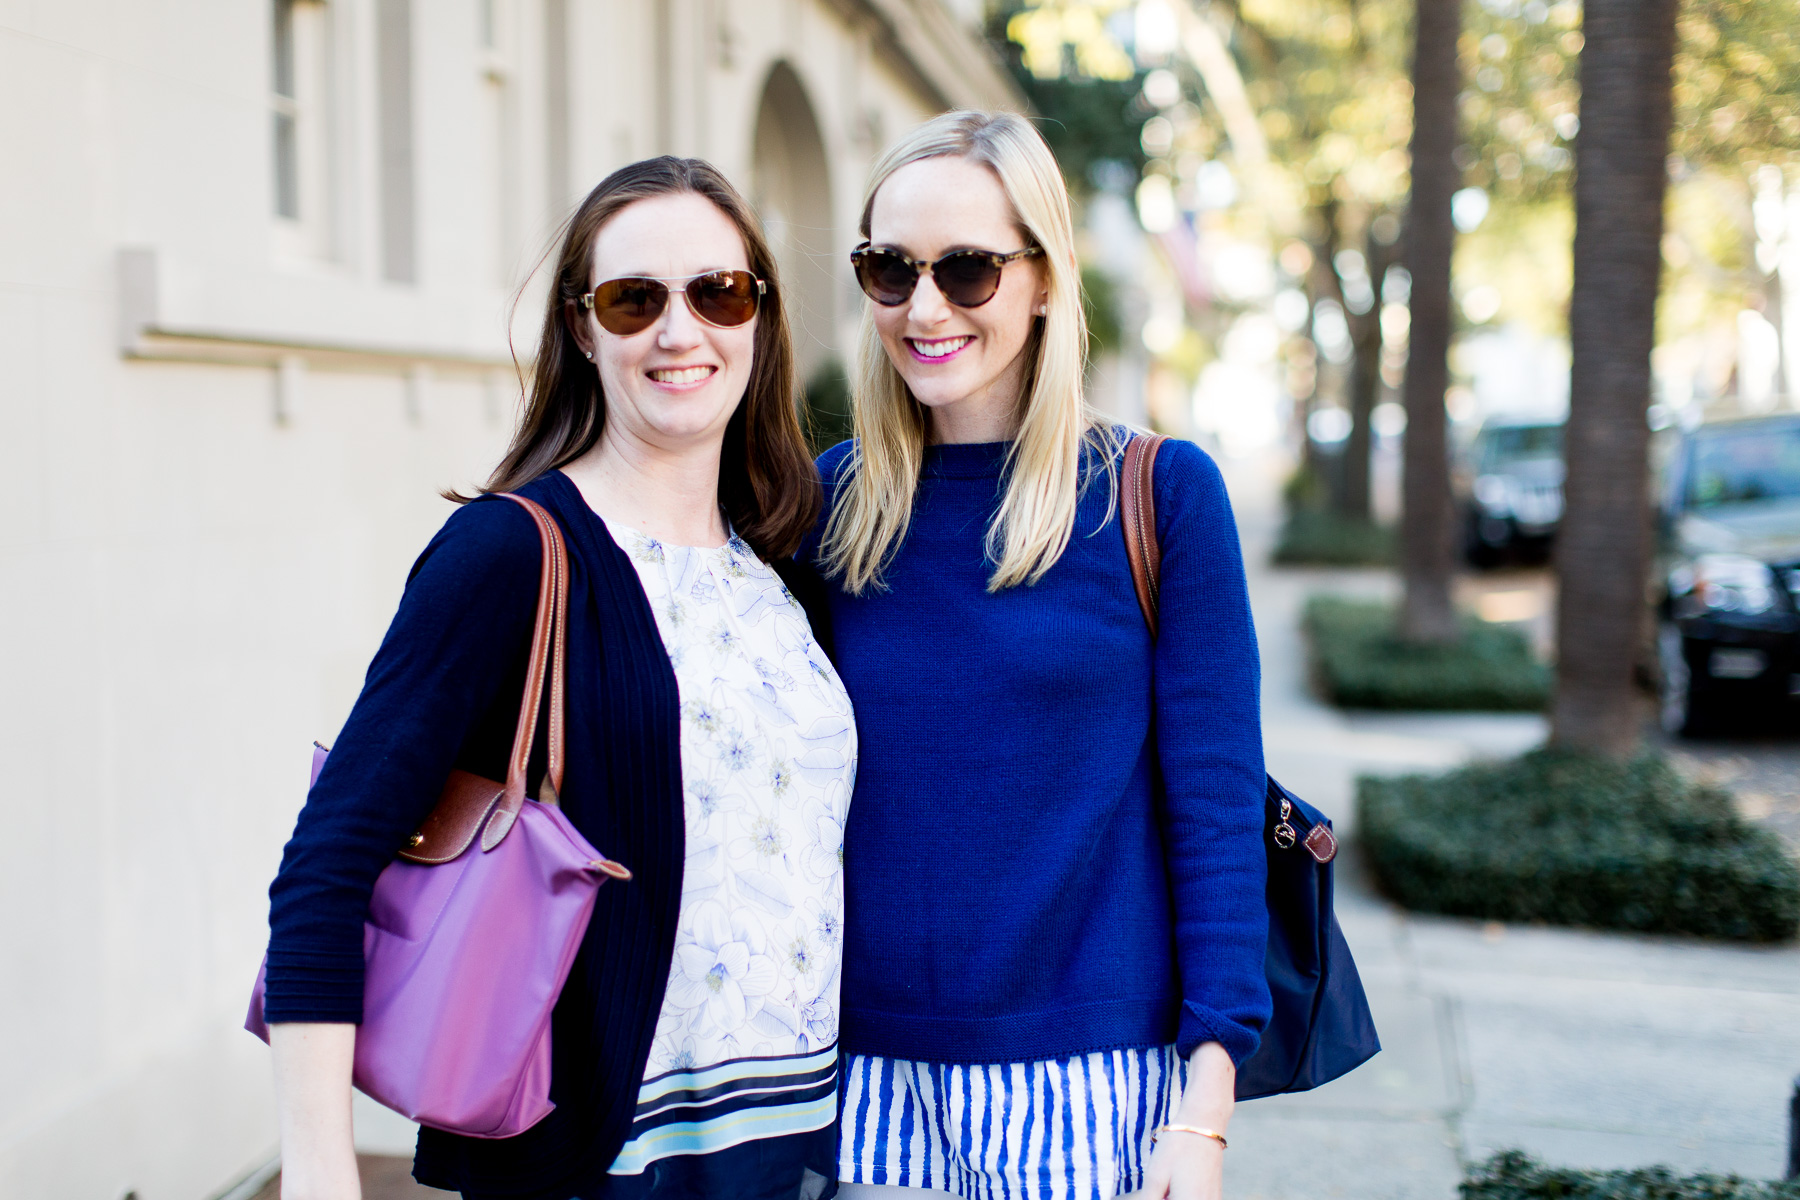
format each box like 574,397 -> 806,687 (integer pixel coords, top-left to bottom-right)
1153,1123 -> 1228,1149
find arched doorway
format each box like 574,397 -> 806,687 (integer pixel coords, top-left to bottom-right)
751,63 -> 836,389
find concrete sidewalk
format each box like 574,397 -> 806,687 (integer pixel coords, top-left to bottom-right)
1218,453 -> 1800,1199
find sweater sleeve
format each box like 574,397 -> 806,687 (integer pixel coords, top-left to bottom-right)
1149,440 -> 1272,1065
262,495 -> 544,1023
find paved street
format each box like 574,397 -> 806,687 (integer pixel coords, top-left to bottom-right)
1219,453 -> 1800,1198
1662,737 -> 1800,856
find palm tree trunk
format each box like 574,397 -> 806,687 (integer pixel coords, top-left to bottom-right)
1307,197 -> 1346,508
1399,0 -> 1461,644
1344,232 -> 1398,522
1550,0 -> 1679,755
1342,317 -> 1379,522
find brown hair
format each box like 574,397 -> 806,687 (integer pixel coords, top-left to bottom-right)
473,156 -> 819,560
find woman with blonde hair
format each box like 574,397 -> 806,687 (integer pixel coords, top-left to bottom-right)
812,111 -> 1270,1200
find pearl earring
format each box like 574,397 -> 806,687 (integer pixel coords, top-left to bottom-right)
584,351 -> 593,360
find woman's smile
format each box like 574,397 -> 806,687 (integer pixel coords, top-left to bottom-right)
646,363 -> 719,389
906,335 -> 973,363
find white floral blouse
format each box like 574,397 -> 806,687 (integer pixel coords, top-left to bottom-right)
604,523 -> 856,1190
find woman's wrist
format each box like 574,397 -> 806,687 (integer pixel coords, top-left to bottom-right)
1171,1097 -> 1234,1132
1157,1122 -> 1230,1151
1176,1041 -> 1237,1131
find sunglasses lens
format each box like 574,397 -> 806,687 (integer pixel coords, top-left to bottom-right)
934,252 -> 1005,307
593,278 -> 668,335
855,250 -> 919,306
687,270 -> 760,328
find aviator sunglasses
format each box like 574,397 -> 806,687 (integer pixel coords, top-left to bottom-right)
579,269 -> 766,336
851,243 -> 1044,309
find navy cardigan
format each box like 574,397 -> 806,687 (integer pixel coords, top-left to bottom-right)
263,470 -> 832,1198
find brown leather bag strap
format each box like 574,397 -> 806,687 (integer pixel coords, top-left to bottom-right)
520,496 -> 568,803
1121,433 -> 1168,637
543,504 -> 568,803
481,493 -> 569,850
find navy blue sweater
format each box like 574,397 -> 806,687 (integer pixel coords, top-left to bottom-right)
810,437 -> 1271,1067
263,471 -> 835,1199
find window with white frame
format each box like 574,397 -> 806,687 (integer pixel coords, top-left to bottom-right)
376,0 -> 417,282
476,0 -> 517,288
271,0 -> 335,260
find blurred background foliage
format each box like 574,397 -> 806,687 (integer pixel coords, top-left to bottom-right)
1673,0 -> 1800,170
987,2 -> 1150,189
1455,0 -> 1800,343
802,359 -> 855,456
988,0 -> 1800,520
992,0 -> 1800,229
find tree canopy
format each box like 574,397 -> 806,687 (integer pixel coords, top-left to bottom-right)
990,0 -> 1800,421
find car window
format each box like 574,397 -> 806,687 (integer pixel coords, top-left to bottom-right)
1481,424 -> 1562,468
1686,424 -> 1800,509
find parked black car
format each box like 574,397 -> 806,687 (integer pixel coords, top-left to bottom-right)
1457,416 -> 1565,567
1657,412 -> 1800,736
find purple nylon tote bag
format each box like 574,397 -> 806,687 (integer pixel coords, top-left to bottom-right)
247,493 -> 632,1139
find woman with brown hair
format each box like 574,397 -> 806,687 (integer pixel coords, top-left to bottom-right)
261,158 -> 854,1200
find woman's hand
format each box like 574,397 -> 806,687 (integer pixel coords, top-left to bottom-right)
1138,1041 -> 1234,1200
270,1023 -> 362,1200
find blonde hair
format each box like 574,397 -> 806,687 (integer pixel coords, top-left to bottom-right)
820,110 -> 1120,594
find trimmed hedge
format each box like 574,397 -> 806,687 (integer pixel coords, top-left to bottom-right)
1359,749 -> 1800,942
801,358 -> 853,456
1463,1150 -> 1800,1199
1304,596 -> 1550,710
1272,509 -> 1396,566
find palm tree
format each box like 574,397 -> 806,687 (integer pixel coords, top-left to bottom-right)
1398,0 -> 1461,644
1342,226 -> 1400,522
1551,0 -> 1680,755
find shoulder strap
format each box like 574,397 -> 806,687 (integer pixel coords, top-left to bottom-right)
1121,438 -> 1333,864
480,493 -> 570,850
1121,433 -> 1168,637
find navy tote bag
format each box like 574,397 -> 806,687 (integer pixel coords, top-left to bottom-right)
1121,434 -> 1381,1100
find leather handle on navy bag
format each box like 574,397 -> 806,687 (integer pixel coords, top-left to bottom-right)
1120,433 -> 1168,633
1119,435 -> 1380,1099
1117,433 -> 1335,867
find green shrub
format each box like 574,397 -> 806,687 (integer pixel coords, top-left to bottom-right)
1271,508 -> 1395,566
1303,596 -> 1549,710
1462,1150 -> 1800,1199
1359,750 -> 1800,942
1282,463 -> 1329,511
1080,265 -> 1122,357
802,358 -> 853,456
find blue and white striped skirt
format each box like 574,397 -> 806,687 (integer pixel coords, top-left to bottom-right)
837,1046 -> 1187,1200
